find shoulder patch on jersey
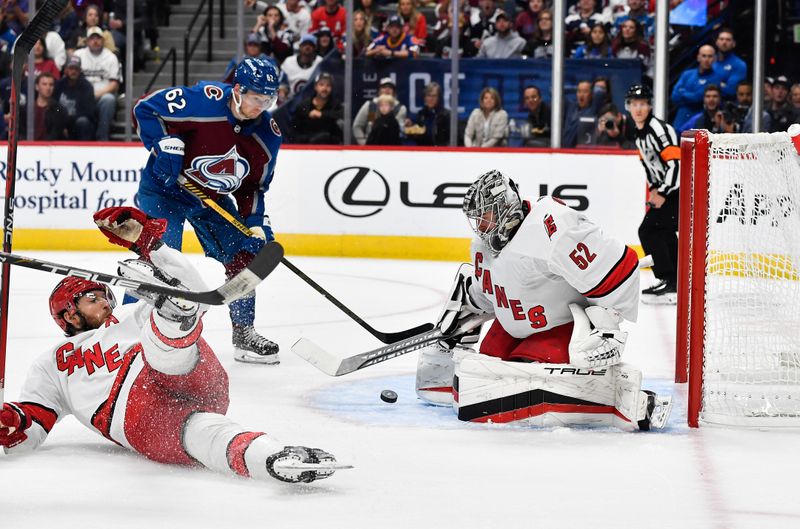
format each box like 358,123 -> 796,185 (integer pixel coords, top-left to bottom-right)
204,85 -> 225,101
543,214 -> 558,239
270,118 -> 281,137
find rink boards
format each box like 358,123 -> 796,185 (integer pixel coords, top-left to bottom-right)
0,143 -> 646,260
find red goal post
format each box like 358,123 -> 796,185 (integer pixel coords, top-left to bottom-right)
676,127 -> 800,427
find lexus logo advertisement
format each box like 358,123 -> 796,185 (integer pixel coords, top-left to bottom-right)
323,166 -> 590,218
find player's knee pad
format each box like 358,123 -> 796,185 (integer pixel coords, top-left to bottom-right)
416,343 -> 476,406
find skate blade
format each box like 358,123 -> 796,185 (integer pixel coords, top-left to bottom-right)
649,396 -> 673,429
234,350 -> 280,365
641,293 -> 677,305
271,461 -> 354,471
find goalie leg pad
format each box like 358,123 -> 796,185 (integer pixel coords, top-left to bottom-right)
416,344 -> 476,406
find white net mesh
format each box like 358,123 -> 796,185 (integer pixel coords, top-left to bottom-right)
701,132 -> 800,426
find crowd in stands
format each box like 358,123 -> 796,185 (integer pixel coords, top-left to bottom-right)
0,0 -> 164,141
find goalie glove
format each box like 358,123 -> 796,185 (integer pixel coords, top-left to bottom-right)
437,264 -> 489,338
0,403 -> 29,449
94,206 -> 167,259
568,303 -> 627,368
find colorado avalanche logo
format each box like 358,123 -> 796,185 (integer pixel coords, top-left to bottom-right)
185,146 -> 250,194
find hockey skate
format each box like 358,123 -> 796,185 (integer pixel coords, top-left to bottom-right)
266,446 -> 346,483
232,325 -> 280,364
637,390 -> 673,431
641,279 -> 677,305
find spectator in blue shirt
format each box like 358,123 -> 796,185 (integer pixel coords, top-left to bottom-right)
366,15 -> 419,59
671,44 -> 725,131
573,23 -> 613,59
713,28 -> 747,99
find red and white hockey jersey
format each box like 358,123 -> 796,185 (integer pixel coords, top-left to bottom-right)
7,303 -> 152,454
468,197 -> 640,339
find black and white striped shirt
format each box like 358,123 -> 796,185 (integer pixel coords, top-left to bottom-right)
634,115 -> 680,195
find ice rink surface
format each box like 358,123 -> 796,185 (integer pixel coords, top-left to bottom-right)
2,251 -> 800,529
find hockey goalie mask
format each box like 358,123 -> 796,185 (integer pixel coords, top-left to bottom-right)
49,277 -> 117,334
463,170 -> 524,255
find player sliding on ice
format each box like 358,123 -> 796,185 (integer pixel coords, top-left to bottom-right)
0,207 -> 343,484
134,57 -> 283,364
416,170 -> 673,430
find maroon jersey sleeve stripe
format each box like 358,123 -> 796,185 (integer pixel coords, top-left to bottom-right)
91,345 -> 142,443
16,402 -> 59,433
226,431 -> 265,478
582,246 -> 639,299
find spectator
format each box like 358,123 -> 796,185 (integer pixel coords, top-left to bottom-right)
253,5 -> 294,64
713,28 -> 746,99
32,38 -> 61,81
469,0 -> 502,52
464,87 -> 508,147
670,44 -> 724,132
790,83 -> 800,118
739,80 -> 772,133
767,75 -> 795,133
613,0 -> 653,40
520,84 -> 550,147
223,34 -> 269,84
562,80 -> 598,147
611,18 -> 651,77
680,85 -> 723,133
713,102 -> 739,133
763,76 -> 774,107
432,0 -> 476,58
3,0 -> 29,35
310,0 -> 346,48
565,0 -> 607,54
594,103 -> 632,148
66,3 -> 118,55
405,81 -> 450,146
573,23 -> 613,59
278,0 -> 312,44
366,15 -> 419,59
515,0 -> 545,42
345,10 -> 375,57
73,26 -> 121,141
397,0 -> 428,51
592,76 -> 612,108
315,26 -> 337,56
45,30 -> 67,71
0,10 -> 17,54
357,0 -> 387,36
54,55 -> 97,141
366,94 -> 403,145
476,10 -> 524,58
291,72 -> 343,144
18,73 -> 69,141
353,77 -> 408,145
280,34 -> 322,96
522,9 -> 553,59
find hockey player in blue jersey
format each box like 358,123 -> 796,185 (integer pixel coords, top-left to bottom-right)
133,57 -> 283,364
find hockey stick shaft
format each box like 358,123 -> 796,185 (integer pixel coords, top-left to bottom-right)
0,241 -> 284,305
0,0 -> 70,403
180,179 -> 434,343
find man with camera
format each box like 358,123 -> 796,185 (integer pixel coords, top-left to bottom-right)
595,103 -> 633,148
626,84 -> 680,304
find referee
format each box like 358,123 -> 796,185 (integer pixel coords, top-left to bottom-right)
627,85 -> 680,304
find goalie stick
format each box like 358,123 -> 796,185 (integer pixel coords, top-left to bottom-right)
0,0 -> 70,403
293,255 -> 655,376
292,313 -> 493,376
179,178 -> 434,343
0,241 -> 284,305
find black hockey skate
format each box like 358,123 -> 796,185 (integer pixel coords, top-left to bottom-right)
232,325 -> 280,364
266,446 -> 343,483
641,279 -> 677,305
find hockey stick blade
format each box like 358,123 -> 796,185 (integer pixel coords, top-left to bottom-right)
292,313 -> 492,376
0,241 -> 284,305
271,461 -> 354,471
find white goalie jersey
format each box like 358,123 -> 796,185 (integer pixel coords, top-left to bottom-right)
467,196 -> 640,339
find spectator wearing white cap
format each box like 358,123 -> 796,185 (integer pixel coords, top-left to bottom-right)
352,77 -> 408,145
73,26 -> 121,141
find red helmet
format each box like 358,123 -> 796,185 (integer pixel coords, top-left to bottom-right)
49,277 -> 117,333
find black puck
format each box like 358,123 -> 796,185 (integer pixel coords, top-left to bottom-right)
380,389 -> 398,403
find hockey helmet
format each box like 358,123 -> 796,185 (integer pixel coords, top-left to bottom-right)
234,56 -> 279,100
625,84 -> 653,105
49,277 -> 117,333
463,170 -> 524,255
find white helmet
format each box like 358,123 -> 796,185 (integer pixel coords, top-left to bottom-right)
462,170 -> 524,255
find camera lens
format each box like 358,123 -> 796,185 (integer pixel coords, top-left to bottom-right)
604,119 -> 615,130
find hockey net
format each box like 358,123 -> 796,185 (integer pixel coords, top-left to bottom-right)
677,129 -> 800,427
